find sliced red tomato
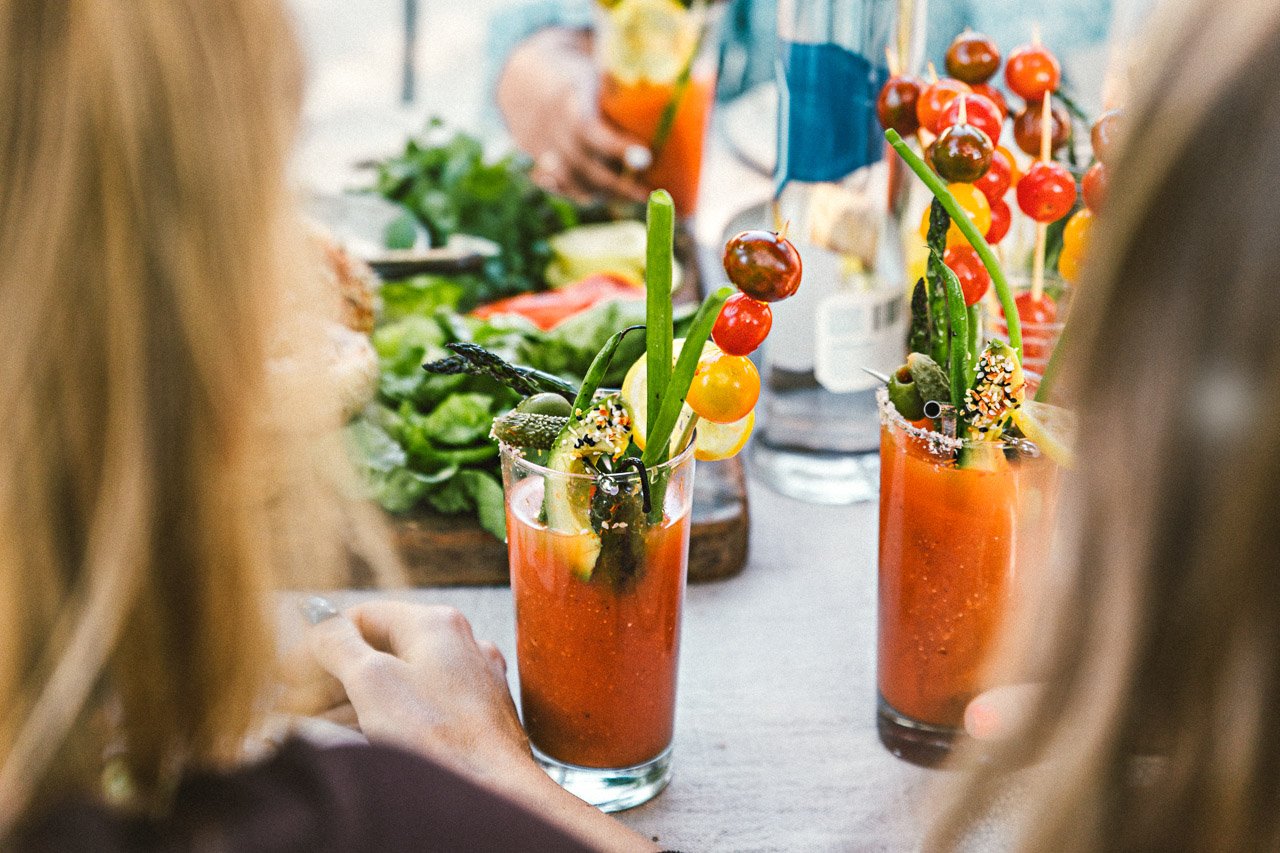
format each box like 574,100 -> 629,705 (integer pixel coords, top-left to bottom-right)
470,273 -> 643,331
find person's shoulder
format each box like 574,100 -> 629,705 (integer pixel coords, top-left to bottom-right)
17,739 -> 599,853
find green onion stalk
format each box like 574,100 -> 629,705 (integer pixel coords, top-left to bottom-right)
638,190 -> 733,521
885,129 -> 1024,360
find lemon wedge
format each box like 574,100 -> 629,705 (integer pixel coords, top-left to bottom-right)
599,0 -> 696,85
1011,400 -> 1078,468
621,339 -> 756,461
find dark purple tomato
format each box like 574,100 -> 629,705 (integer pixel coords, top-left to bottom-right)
723,230 -> 802,302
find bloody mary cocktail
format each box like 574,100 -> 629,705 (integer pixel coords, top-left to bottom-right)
596,0 -> 719,218
501,441 -> 695,811
600,72 -> 715,219
876,389 -> 1059,765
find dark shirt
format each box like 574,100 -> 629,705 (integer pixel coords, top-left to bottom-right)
19,739 -> 599,852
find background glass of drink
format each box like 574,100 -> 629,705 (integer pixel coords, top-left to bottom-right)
501,441 -> 696,811
987,275 -> 1070,376
875,389 -> 1060,766
595,0 -> 722,219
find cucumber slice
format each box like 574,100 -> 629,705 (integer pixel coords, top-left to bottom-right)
543,438 -> 601,580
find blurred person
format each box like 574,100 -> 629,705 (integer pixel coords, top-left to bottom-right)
0,1 -> 655,849
929,0 -> 1280,849
491,0 -> 1126,205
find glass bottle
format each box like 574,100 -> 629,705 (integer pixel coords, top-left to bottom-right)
750,0 -> 926,504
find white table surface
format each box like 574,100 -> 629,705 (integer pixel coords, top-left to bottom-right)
316,481 -> 934,853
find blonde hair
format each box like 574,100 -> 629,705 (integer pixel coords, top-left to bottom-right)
0,0 -> 375,830
930,1 -> 1280,849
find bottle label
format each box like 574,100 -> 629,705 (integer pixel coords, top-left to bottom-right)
814,288 -> 905,393
776,41 -> 888,186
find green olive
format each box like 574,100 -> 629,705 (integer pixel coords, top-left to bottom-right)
888,365 -> 926,421
515,392 -> 573,417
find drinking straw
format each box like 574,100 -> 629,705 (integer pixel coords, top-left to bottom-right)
650,0 -> 707,161
1031,92 -> 1052,303
645,191 -> 674,446
885,129 -> 1024,358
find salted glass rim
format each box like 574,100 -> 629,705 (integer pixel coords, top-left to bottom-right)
875,385 -> 1025,452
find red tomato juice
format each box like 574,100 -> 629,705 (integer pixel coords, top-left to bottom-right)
599,70 -> 715,219
507,477 -> 690,768
877,420 -> 1058,728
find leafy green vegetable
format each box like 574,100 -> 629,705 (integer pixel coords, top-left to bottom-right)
347,272 -> 670,537
420,393 -> 495,447
373,122 -> 586,301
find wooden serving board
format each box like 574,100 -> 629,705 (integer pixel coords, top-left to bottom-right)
379,457 -> 748,587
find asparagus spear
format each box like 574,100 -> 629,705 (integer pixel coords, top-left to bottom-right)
885,128 -> 1024,359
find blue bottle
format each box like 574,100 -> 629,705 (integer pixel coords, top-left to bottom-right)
751,0 -> 925,504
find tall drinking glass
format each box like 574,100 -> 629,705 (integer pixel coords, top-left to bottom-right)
595,1 -> 722,219
876,389 -> 1060,766
501,441 -> 696,811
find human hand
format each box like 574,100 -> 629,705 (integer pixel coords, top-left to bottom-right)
290,597 -> 659,853
964,683 -> 1043,742
498,27 -> 651,204
300,599 -> 540,790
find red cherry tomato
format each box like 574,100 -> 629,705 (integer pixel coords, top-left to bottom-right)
973,146 -> 1013,202
1016,161 -> 1077,222
916,78 -> 971,135
1004,44 -> 1061,100
686,354 -> 760,424
712,293 -> 773,356
986,197 -> 1012,244
945,32 -> 1001,84
877,75 -> 924,136
939,93 -> 1004,145
723,230 -> 802,302
944,245 -> 991,306
1013,291 -> 1059,324
1091,108 -> 1123,164
1012,101 -> 1069,157
1082,161 -> 1108,212
972,83 -> 1009,121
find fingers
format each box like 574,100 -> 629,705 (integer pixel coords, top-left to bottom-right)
964,683 -> 1044,742
478,640 -> 507,681
343,601 -> 476,660
305,609 -> 389,686
274,640 -> 349,716
531,118 -> 651,203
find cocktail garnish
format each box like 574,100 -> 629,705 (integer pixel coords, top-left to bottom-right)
424,342 -> 577,398
963,340 -> 1025,435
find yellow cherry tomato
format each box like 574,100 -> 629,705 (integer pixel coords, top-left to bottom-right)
1058,208 -> 1094,283
918,183 -> 993,248
997,145 -> 1022,185
1062,207 -> 1094,253
686,354 -> 760,424
1058,239 -> 1084,283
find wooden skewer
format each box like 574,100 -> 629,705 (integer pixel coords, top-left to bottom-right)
897,0 -> 914,76
1031,91 -> 1052,303
927,61 -> 939,84
885,47 -> 901,78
